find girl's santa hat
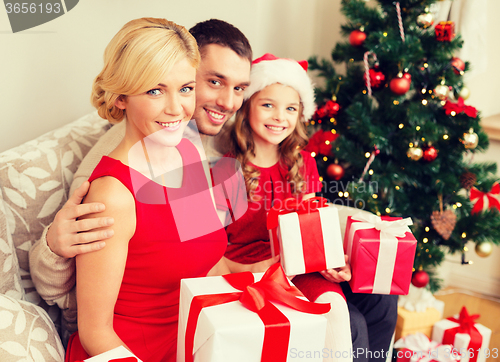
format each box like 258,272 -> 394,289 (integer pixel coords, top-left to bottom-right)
244,53 -> 316,121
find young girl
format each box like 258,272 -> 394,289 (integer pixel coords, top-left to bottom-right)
65,18 -> 228,362
214,53 -> 353,362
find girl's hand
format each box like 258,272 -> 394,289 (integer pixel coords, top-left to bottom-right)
319,255 -> 351,283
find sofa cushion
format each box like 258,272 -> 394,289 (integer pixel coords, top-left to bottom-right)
0,111 -> 111,340
0,293 -> 64,361
0,199 -> 23,300
0,111 -> 110,275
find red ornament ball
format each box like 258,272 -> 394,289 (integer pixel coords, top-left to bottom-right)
324,100 -> 340,117
451,57 -> 465,75
423,146 -> 438,162
411,270 -> 429,288
390,74 -> 411,95
364,68 -> 386,89
326,163 -> 345,181
349,30 -> 367,47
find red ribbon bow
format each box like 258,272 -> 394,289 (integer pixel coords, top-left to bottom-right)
443,97 -> 478,118
267,197 -> 329,230
304,129 -> 338,156
184,264 -> 330,362
470,182 -> 500,214
443,307 -> 482,362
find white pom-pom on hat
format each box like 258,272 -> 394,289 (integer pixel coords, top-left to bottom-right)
244,53 -> 316,121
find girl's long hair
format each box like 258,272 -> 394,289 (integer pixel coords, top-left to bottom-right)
228,92 -> 309,200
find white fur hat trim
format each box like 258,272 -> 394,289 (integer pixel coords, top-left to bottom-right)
244,55 -> 315,121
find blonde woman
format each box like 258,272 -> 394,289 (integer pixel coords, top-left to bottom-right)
65,18 -> 228,362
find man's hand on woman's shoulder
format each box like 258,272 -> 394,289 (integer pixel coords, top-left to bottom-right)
46,181 -> 114,258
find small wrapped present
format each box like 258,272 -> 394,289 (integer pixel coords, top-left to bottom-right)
396,284 -> 445,340
394,333 -> 459,362
395,305 -> 443,341
177,264 -> 330,362
344,212 -> 417,294
435,21 -> 455,41
78,346 -> 142,362
267,197 -> 345,276
432,307 -> 492,362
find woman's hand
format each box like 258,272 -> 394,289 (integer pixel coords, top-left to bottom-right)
319,254 -> 351,284
224,255 -> 280,274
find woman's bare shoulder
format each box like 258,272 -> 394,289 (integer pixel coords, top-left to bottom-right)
83,176 -> 135,219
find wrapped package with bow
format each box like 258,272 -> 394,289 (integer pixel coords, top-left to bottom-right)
470,182 -> 500,214
267,197 -> 345,276
177,264 -> 330,362
77,346 -> 142,361
435,21 -> 455,42
396,285 -> 445,340
431,307 -> 492,362
394,333 -> 460,362
344,212 -> 417,294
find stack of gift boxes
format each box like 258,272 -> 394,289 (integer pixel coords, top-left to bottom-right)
82,197 -> 492,362
177,198 -> 428,362
394,306 -> 492,362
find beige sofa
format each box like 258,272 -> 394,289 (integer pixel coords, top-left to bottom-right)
0,112 -> 111,361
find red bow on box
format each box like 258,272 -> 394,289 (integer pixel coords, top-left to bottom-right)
267,197 -> 329,230
184,264 -> 330,362
443,307 -> 482,362
304,129 -> 339,156
470,182 -> 500,214
443,97 -> 478,118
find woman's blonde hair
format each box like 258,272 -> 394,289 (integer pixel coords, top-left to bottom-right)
228,92 -> 309,200
91,17 -> 200,123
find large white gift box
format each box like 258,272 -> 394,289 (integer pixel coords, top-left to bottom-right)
177,265 -> 329,362
83,346 -> 142,361
268,198 -> 345,276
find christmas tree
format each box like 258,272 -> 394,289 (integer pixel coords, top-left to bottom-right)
306,0 -> 500,291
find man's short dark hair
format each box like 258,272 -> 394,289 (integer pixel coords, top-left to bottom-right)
189,19 -> 252,63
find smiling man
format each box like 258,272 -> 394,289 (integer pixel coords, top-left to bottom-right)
191,42 -> 251,136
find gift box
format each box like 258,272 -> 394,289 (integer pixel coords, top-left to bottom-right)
395,304 -> 444,341
431,307 -> 492,362
79,346 -> 142,362
435,21 -> 455,42
177,264 -> 330,362
394,333 -> 460,362
267,197 -> 345,276
343,212 -> 417,294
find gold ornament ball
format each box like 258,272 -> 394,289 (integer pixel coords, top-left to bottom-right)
463,131 -> 479,149
459,86 -> 470,100
434,84 -> 449,101
407,146 -> 423,161
475,241 -> 493,257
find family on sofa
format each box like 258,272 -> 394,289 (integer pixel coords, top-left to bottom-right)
23,17 -> 397,361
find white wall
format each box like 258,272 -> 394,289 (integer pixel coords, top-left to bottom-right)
0,0 -> 343,152
1,0 -> 499,294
